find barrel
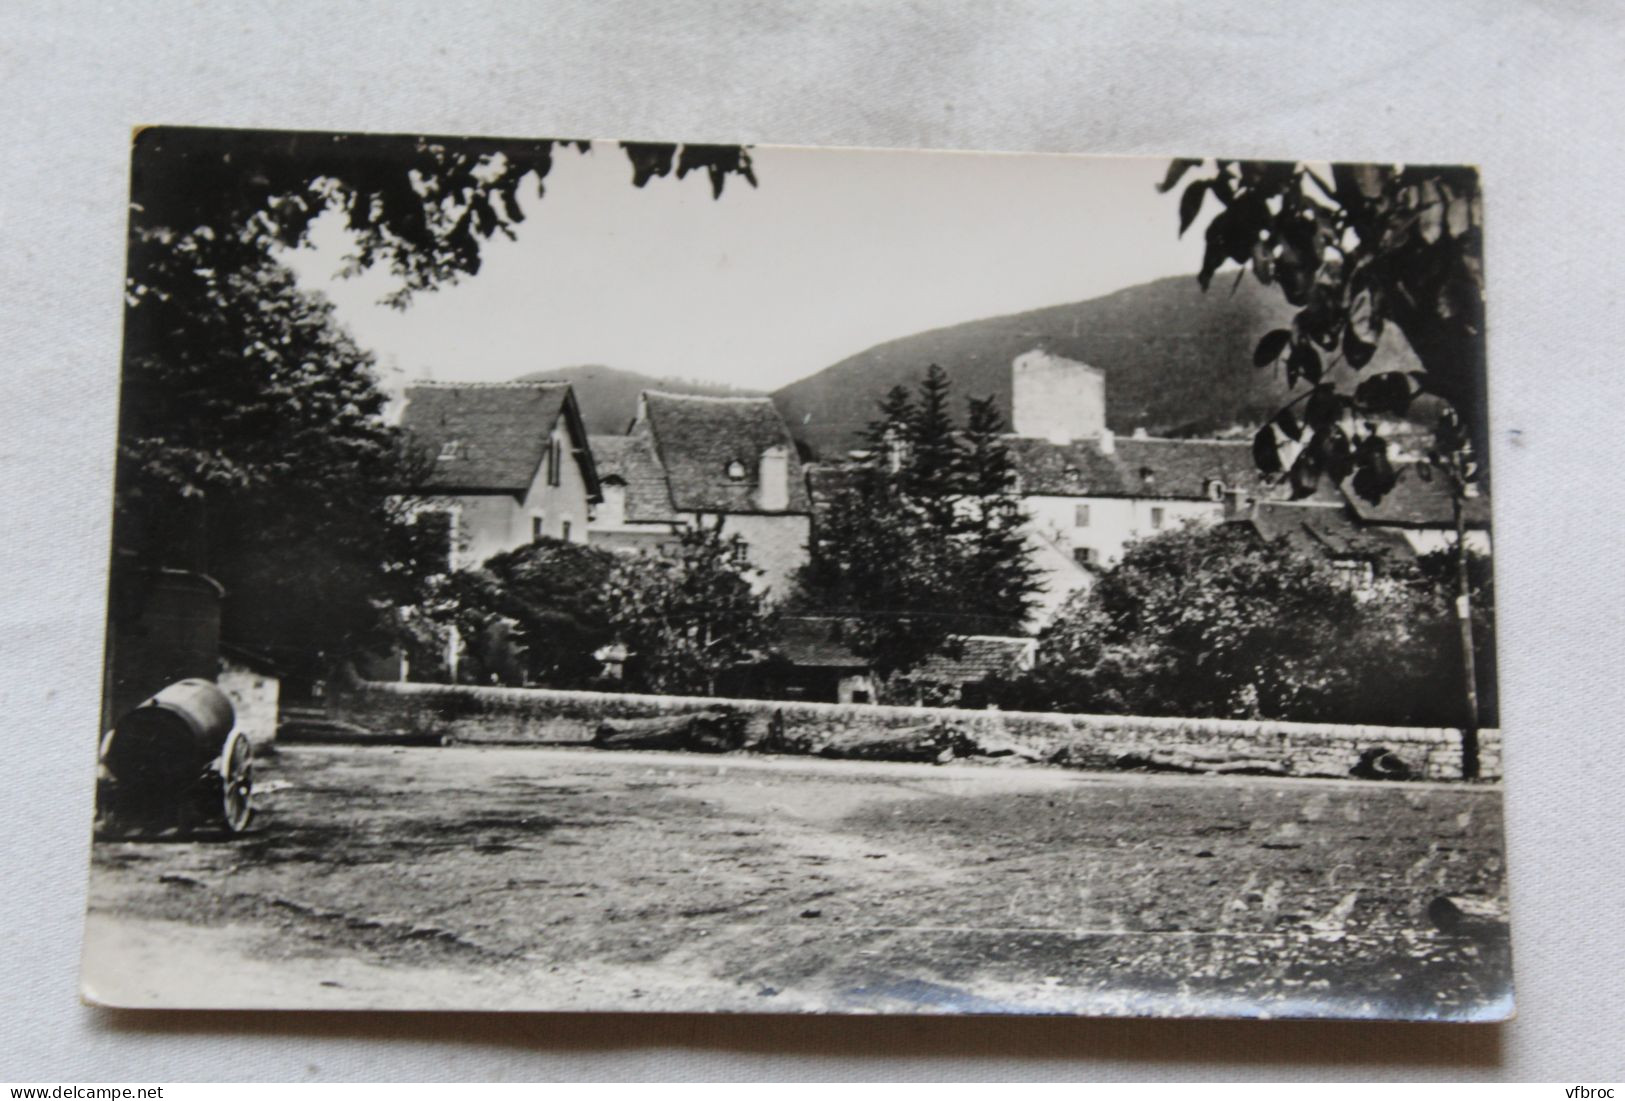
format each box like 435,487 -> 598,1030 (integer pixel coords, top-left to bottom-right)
104,678 -> 237,792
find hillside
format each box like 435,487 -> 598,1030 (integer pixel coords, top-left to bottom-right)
771,274 -> 1423,458
514,364 -> 760,435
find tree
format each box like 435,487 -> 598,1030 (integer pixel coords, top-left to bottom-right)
605,522 -> 772,697
1002,523 -> 1454,726
1165,157 -> 1493,768
1161,158 -> 1486,500
115,127 -> 755,678
433,538 -> 618,687
793,368 -> 1039,683
113,255 -> 443,677
956,395 -> 1042,627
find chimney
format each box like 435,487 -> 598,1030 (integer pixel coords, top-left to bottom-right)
758,446 -> 790,511
1011,348 -> 1106,444
1098,427 -> 1115,455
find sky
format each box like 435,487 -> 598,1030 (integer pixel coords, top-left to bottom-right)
282,144 -> 1211,396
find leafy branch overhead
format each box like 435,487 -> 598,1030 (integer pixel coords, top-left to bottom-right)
1160,158 -> 1487,502
129,128 -> 757,308
118,127 -> 756,678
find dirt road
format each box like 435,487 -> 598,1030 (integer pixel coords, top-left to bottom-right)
82,744 -> 1511,1018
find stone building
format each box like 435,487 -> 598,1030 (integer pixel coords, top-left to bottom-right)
1002,348 -> 1268,626
587,391 -> 812,601
399,382 -> 602,568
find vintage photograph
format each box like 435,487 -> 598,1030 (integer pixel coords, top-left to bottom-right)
84,127 -> 1508,1019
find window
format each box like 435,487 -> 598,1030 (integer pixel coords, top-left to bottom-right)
1207,479 -> 1227,502
532,515 -> 545,542
547,438 -> 562,486
1074,503 -> 1091,527
1073,546 -> 1098,567
438,440 -> 462,461
560,519 -> 572,543
726,459 -> 747,481
1150,507 -> 1165,529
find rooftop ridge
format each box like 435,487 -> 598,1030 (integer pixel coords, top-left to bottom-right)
406,380 -> 571,391
643,389 -> 774,404
999,431 -> 1248,446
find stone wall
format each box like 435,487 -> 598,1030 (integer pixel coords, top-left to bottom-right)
329,679 -> 1502,782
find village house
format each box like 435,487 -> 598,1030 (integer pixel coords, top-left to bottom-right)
398,382 -> 602,568
1336,467 -> 1492,556
587,391 -> 813,600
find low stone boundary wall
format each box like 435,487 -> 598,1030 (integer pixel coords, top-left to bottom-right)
327,679 -> 1501,782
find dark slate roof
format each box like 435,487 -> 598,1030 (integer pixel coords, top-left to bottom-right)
1007,434 -> 1262,500
1004,436 -> 1128,497
915,635 -> 1035,683
402,383 -> 577,495
1112,437 -> 1265,500
1340,466 -> 1492,528
641,392 -> 812,514
1241,502 -> 1416,563
589,430 -> 678,522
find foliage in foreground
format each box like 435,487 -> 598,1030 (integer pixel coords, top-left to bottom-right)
116,129 -> 753,678
993,523 -> 1495,728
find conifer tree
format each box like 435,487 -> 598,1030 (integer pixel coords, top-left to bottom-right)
955,395 -> 1040,626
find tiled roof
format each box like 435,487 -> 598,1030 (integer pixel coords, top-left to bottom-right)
773,617 -> 867,669
642,392 -> 812,514
589,430 -> 678,522
1111,437 -> 1265,500
914,635 -> 1035,683
1007,434 -> 1262,500
1003,436 -> 1127,497
1340,465 -> 1492,528
401,383 -> 571,494
772,618 -> 1034,682
1241,502 -> 1416,563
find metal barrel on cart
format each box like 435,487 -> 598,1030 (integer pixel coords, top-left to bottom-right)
98,677 -> 254,835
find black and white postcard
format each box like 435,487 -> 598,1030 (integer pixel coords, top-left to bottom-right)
84,128 -> 1509,1019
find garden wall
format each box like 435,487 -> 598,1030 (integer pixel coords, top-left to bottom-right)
328,679 -> 1502,782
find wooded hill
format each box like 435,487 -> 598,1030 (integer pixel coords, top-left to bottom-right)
771,274 -> 1423,458
516,274 -> 1423,456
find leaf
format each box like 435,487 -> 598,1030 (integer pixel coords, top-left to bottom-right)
1342,325 -> 1377,369
1321,426 -> 1354,483
1304,385 -> 1343,434
1274,408 -> 1302,440
1353,372 -> 1415,415
1158,158 -> 1201,194
1253,328 -> 1292,368
1288,341 -> 1322,387
1178,179 -> 1208,237
1199,214 -> 1228,290
1252,423 -> 1282,475
1288,442 -> 1323,498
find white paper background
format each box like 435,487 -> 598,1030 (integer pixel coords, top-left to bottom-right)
2,0 -> 1621,1082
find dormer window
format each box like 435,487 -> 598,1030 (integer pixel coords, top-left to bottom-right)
725,459 -> 747,481
438,440 -> 463,461
1207,479 -> 1227,502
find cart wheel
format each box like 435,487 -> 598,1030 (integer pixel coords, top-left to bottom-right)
219,729 -> 254,833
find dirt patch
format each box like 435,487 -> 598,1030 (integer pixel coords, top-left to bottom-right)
84,745 -> 1511,1018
